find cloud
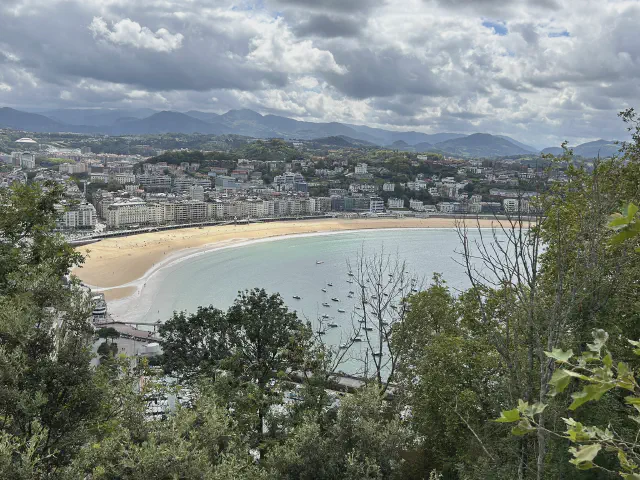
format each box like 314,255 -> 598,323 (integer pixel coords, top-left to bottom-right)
0,0 -> 637,147
89,17 -> 184,52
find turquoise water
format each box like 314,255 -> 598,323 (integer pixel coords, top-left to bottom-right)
128,229 -> 504,357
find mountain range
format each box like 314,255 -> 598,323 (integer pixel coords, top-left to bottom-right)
541,140 -> 621,159
0,106 -> 619,158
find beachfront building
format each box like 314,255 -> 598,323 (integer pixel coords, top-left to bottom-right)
437,202 -> 456,214
106,200 -> 150,228
503,198 -> 530,214
387,198 -> 405,209
56,202 -> 97,229
369,196 -> 385,214
409,199 -> 425,211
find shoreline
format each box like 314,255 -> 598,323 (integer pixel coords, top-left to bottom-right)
74,217 -> 521,302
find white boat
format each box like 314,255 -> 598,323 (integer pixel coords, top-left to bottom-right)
331,297 -> 339,302
347,280 -> 354,284
317,330 -> 326,335
348,272 -> 354,277
363,326 -> 374,331
321,314 -> 330,319
293,295 -> 301,300
316,261 -> 324,264
321,288 -> 327,292
328,322 -> 339,328
339,343 -> 349,349
349,291 -> 355,294
372,352 -> 382,357
352,336 -> 363,342
337,308 -> 346,313
322,302 -> 330,307
327,283 -> 333,287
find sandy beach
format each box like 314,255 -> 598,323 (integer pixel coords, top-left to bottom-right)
74,217 -> 515,301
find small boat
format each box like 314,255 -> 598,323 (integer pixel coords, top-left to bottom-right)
328,322 -> 339,328
327,283 -> 333,287
382,321 -> 390,327
293,295 -> 301,300
339,343 -> 349,349
317,330 -> 326,336
348,272 -> 354,277
349,291 -> 355,295
331,297 -> 339,302
347,294 -> 353,299
321,288 -> 327,293
411,288 -> 418,293
347,280 -> 354,284
321,314 -> 330,319
383,293 -> 389,297
371,295 -> 378,300
352,336 -> 363,342
358,319 -> 366,323
322,302 -> 330,307
355,305 -> 362,310
372,352 -> 382,357
391,305 -> 397,310
388,274 -> 393,277
363,326 -> 374,331
316,261 -> 324,264
337,308 -> 345,313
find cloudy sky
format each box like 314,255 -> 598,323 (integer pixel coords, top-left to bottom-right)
0,0 -> 638,147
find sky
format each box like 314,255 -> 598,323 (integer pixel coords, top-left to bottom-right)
0,0 -> 638,148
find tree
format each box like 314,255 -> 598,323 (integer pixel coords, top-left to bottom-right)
160,289 -> 314,453
0,183 -> 105,473
265,386 -> 413,480
346,248 -> 418,394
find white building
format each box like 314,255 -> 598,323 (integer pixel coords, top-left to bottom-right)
409,199 -> 425,211
188,184 -> 205,201
355,163 -> 368,175
383,182 -> 395,192
20,153 -> 36,169
106,201 -> 149,228
387,198 -> 404,209
369,196 -> 384,214
56,202 -> 97,229
503,198 -> 530,214
437,202 -> 456,213
113,173 -> 136,185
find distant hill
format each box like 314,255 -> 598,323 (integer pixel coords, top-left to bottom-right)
308,136 -> 375,148
111,111 -> 219,135
0,105 -> 592,158
42,108 -> 156,126
434,133 -> 531,157
0,107 -> 66,132
496,135 -> 537,153
541,140 -> 621,158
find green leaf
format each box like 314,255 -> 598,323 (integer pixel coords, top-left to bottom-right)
569,384 -> 614,410
549,369 -> 572,396
544,348 -> 574,363
511,419 -> 536,436
626,203 -> 639,220
608,214 -> 630,228
587,329 -> 609,353
602,353 -> 613,369
570,443 -> 601,467
495,408 -> 521,423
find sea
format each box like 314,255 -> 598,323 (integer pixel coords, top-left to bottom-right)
112,228 -> 507,369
